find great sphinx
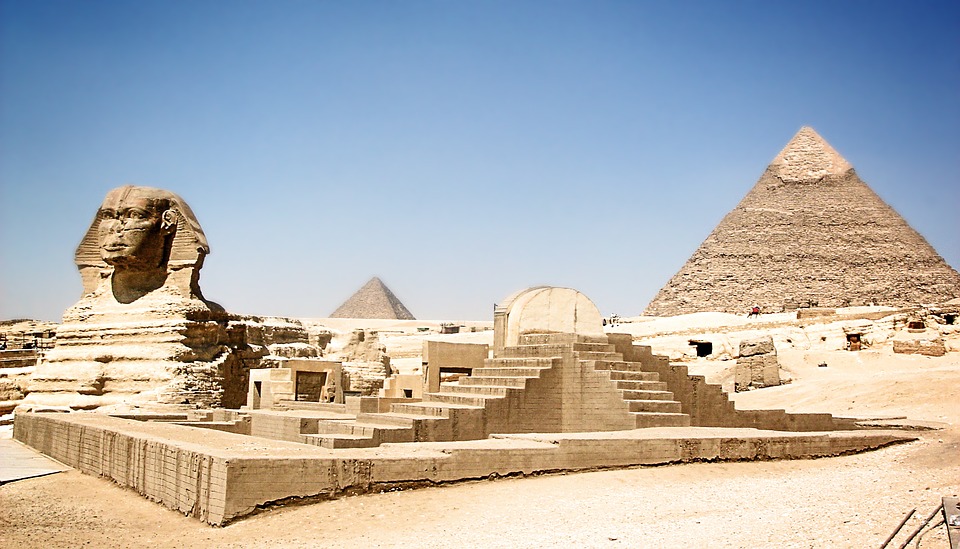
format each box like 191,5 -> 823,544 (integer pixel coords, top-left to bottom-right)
75,185 -> 214,307
25,186 -> 255,410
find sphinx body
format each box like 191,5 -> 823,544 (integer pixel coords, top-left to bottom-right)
25,186 -> 254,410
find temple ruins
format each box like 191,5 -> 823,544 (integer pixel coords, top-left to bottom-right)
13,283 -> 912,524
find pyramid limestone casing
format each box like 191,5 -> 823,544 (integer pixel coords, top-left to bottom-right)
644,127 -> 960,316
329,277 -> 415,320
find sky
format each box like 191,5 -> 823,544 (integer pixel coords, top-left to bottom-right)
1,1 -> 958,322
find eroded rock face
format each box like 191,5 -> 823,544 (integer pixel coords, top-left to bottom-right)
25,186 -> 251,410
739,335 -> 776,357
892,328 -> 946,357
338,329 -> 391,395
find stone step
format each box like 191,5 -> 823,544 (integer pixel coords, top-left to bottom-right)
390,401 -> 483,416
632,412 -> 691,428
460,376 -> 531,388
574,351 -> 623,361
619,389 -> 675,401
614,380 -> 669,391
276,400 -> 347,413
483,357 -> 556,368
518,333 -> 609,346
440,385 -> 510,397
498,345 -> 569,358
424,392 -> 503,407
301,433 -> 379,449
318,420 -> 417,443
471,367 -> 550,378
626,400 -> 683,414
609,370 -> 660,381
355,412 -> 419,427
590,360 -> 647,372
314,421 -> 385,437
572,342 -> 617,353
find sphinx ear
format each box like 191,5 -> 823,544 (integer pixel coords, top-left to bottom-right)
160,209 -> 179,233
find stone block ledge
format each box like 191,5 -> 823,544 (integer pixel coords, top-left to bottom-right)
13,412 -> 915,526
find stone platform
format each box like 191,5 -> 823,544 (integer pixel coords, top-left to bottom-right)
0,438 -> 68,484
14,411 -> 914,525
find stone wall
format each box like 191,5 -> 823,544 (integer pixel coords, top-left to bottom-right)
608,335 -> 852,431
14,411 -> 906,525
422,340 -> 489,393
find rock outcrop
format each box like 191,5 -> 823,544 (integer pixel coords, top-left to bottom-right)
336,329 -> 391,395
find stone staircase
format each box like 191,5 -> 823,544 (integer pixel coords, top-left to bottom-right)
592,360 -> 689,427
302,334 -> 689,448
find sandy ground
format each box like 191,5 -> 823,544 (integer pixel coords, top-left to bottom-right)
1,346 -> 957,547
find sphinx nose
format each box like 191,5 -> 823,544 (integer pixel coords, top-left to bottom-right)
106,219 -> 125,233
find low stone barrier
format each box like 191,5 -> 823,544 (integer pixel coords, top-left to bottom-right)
14,412 -> 913,525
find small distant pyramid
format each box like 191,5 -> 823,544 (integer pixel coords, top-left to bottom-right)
644,127 -> 960,316
329,277 -> 416,320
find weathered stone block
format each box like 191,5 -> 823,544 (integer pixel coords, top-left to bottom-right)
739,335 -> 775,357
761,356 -> 781,386
736,355 -> 780,391
797,308 -> 837,319
893,339 -> 946,357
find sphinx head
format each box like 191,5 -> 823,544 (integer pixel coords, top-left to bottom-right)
76,185 -> 210,303
97,186 -> 178,271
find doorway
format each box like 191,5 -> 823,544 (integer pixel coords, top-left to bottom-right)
296,371 -> 327,402
846,333 -> 861,351
253,381 -> 262,409
689,340 -> 713,357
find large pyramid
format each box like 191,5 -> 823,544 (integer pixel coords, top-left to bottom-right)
644,127 -> 960,316
329,277 -> 416,319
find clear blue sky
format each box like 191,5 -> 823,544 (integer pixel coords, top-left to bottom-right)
2,1 -> 958,321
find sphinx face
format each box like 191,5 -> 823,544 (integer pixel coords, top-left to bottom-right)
97,188 -> 172,270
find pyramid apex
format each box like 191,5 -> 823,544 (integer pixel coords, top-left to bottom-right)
769,127 -> 852,182
330,276 -> 416,320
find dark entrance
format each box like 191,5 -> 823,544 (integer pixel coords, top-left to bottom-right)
846,333 -> 861,351
296,371 -> 327,402
253,381 -> 262,408
689,340 -> 713,357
